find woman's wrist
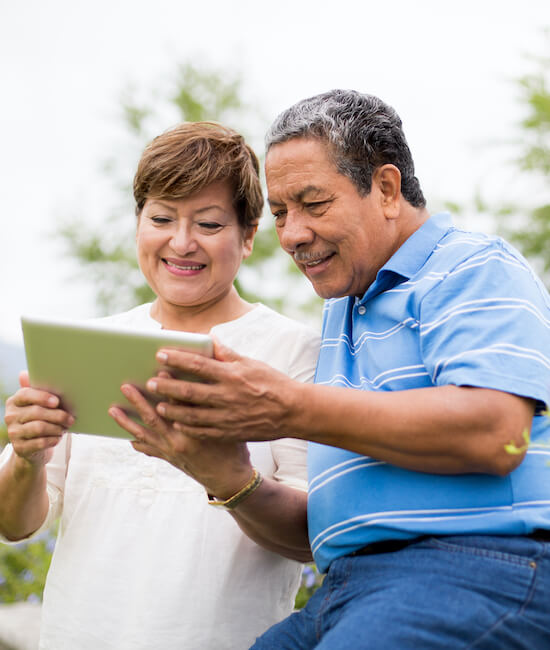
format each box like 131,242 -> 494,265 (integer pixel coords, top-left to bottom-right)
206,467 -> 262,508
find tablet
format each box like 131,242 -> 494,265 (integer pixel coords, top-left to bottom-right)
21,315 -> 214,440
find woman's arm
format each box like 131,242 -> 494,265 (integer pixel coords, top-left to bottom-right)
109,384 -> 311,561
0,373 -> 72,540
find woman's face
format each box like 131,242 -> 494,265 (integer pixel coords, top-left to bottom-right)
137,181 -> 255,311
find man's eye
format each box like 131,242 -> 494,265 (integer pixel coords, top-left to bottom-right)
305,201 -> 328,212
272,210 -> 287,221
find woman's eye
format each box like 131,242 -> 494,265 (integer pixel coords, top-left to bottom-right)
150,216 -> 172,225
198,222 -> 223,231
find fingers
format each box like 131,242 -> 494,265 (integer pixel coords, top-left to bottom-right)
119,384 -> 171,435
6,403 -> 72,428
211,337 -> 243,362
156,347 -> 231,384
146,375 -> 217,407
130,440 -> 164,460
155,401 -> 219,429
108,406 -> 151,443
5,387 -> 74,437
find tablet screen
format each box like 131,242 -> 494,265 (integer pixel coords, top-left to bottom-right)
21,315 -> 213,439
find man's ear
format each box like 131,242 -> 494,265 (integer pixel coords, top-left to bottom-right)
373,164 -> 401,218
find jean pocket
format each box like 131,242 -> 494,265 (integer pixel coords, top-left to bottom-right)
423,534 -> 539,569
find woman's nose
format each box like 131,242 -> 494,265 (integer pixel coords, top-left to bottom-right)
169,226 -> 199,254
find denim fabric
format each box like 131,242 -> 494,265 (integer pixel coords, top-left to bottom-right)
251,535 -> 550,649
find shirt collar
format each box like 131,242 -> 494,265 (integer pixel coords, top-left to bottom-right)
358,212 -> 454,304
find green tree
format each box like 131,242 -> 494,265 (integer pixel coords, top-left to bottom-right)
0,387 -> 8,449
469,33 -> 550,286
58,62 -> 321,322
501,43 -> 550,282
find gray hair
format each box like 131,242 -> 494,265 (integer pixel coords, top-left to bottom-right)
265,89 -> 426,208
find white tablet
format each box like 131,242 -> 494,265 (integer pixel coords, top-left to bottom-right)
21,315 -> 214,439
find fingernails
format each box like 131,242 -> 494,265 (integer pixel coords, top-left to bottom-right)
156,351 -> 167,362
47,396 -> 59,407
157,404 -> 165,415
147,380 -> 157,392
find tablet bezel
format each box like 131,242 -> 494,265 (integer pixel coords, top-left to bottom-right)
21,315 -> 214,439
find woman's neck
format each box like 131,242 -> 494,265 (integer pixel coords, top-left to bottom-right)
150,289 -> 254,333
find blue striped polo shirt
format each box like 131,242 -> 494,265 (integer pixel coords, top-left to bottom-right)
308,212 -> 550,573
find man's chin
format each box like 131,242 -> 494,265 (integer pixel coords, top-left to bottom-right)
309,281 -> 347,300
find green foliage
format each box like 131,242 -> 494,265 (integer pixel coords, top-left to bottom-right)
0,529 -> 56,603
0,386 -> 8,450
294,564 -> 324,610
490,36 -> 550,284
449,33 -> 550,288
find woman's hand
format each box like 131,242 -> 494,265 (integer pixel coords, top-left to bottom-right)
4,371 -> 74,468
109,382 -> 253,499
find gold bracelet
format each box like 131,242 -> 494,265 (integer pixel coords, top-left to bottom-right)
207,469 -> 263,510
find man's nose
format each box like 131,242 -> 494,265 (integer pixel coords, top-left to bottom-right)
278,212 -> 314,253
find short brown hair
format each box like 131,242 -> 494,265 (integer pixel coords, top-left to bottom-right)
133,122 -> 264,229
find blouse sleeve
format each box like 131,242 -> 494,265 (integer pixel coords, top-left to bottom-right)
0,434 -> 70,543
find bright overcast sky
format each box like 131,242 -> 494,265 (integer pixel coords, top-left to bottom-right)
1,0 -> 548,344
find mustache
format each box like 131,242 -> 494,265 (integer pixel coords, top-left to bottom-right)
293,250 -> 333,263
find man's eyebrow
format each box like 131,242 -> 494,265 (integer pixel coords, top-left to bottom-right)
268,186 -> 327,206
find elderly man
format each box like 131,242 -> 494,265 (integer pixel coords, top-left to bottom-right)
141,91 -> 550,648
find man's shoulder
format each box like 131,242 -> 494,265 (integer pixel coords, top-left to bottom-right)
427,227 -> 509,267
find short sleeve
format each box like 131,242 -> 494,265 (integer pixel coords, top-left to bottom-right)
268,324 -> 319,491
269,438 -> 308,491
419,240 -> 550,411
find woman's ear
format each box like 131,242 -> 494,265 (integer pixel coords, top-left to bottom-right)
242,224 -> 258,259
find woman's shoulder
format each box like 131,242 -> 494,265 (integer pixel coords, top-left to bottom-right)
248,303 -> 320,339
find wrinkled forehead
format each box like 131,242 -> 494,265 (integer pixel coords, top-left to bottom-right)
266,137 -> 343,202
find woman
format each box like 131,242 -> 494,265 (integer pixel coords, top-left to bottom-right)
0,123 -> 320,649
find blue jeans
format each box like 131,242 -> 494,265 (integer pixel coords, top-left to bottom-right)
251,535 -> 550,649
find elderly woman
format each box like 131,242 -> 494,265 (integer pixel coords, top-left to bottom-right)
0,123 -> 319,649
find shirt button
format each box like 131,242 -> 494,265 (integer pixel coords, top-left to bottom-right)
357,305 -> 366,315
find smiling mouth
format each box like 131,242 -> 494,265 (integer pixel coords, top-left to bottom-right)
299,253 -> 335,268
163,259 -> 206,271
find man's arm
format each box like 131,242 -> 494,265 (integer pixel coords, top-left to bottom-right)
145,342 -> 534,477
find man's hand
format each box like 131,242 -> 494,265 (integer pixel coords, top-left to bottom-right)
143,340 -> 299,443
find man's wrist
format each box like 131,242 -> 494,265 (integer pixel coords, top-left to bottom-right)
283,381 -> 313,442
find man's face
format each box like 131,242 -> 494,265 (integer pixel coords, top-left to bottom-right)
265,137 -> 399,299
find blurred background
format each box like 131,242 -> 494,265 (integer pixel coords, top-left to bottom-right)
0,1 -> 549,643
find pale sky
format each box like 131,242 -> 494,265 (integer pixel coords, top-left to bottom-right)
1,0 -> 548,344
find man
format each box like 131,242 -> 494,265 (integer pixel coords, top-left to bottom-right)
140,91 -> 550,647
